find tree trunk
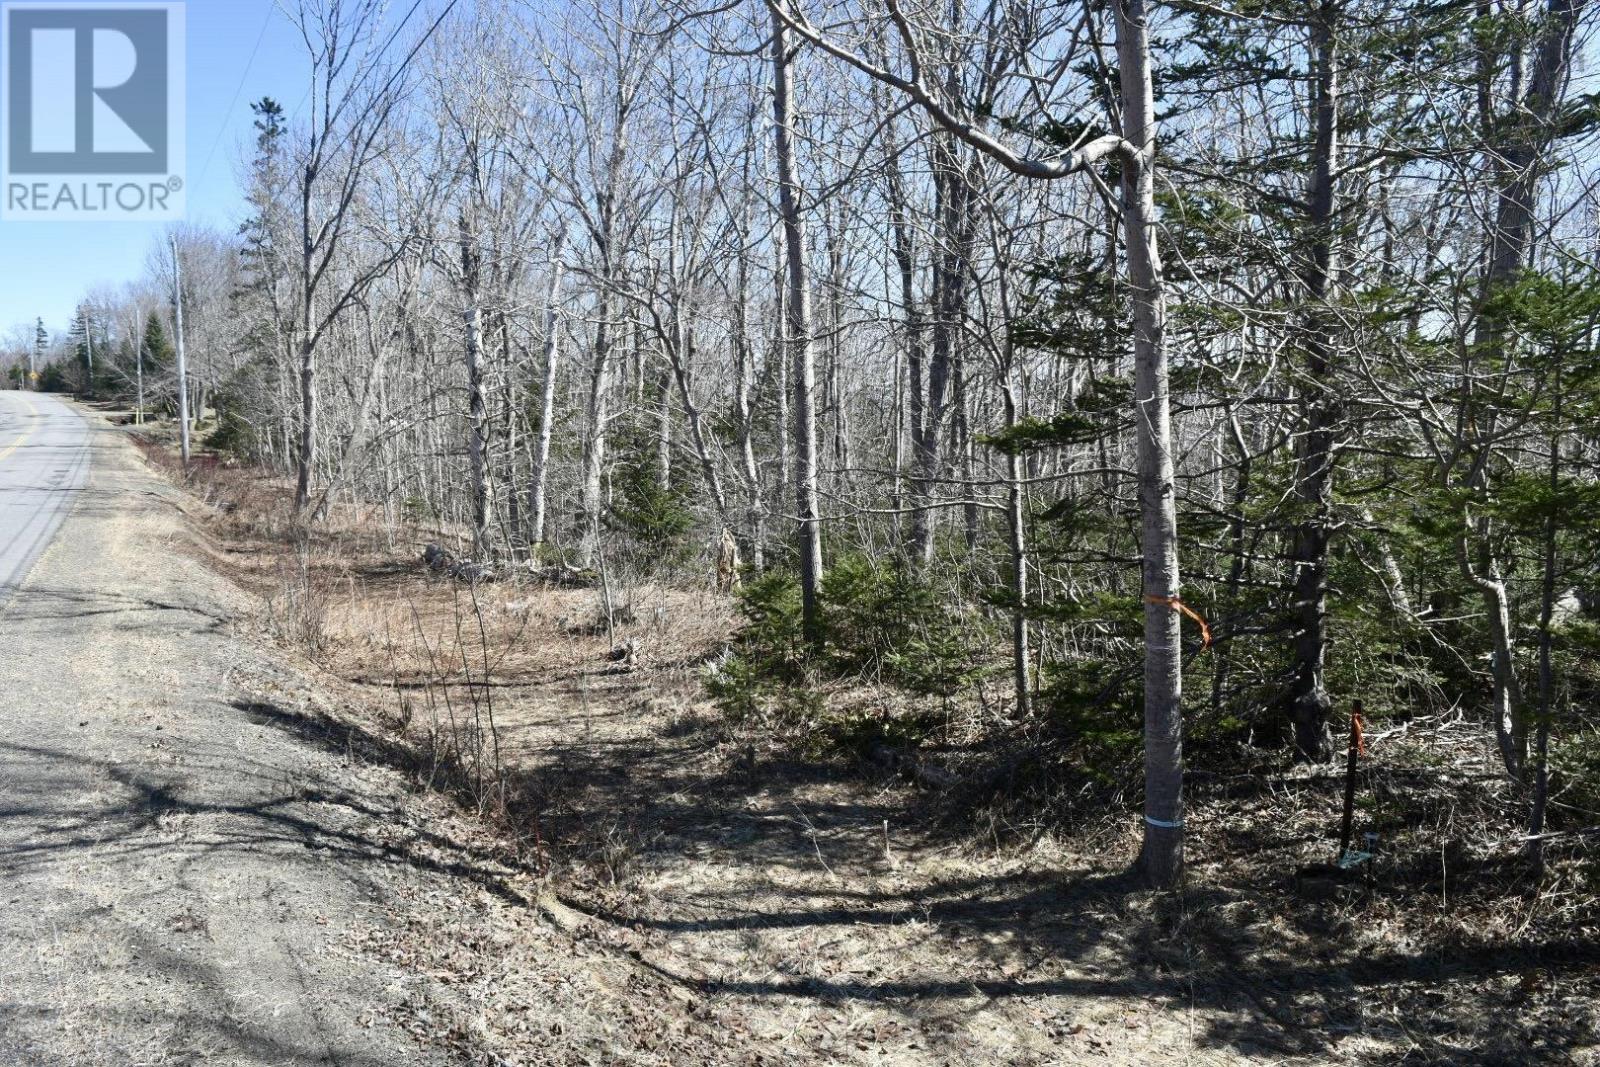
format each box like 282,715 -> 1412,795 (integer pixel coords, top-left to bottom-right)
733,239 -> 765,570
136,323 -> 145,425
311,312 -> 391,521
1001,371 -> 1031,719
464,304 -> 492,556
667,323 -> 728,521
910,137 -> 971,564
462,216 -> 493,559
1287,0 -> 1341,762
579,296 -> 614,567
1118,0 -> 1185,889
775,265 -> 791,544
771,12 -> 824,647
530,255 -> 565,552
501,313 -> 521,547
882,122 -> 920,542
1211,412 -> 1253,721
1529,384 -> 1563,869
578,105 -> 631,568
654,344 -> 673,486
295,168 -> 316,514
1462,0 -> 1584,779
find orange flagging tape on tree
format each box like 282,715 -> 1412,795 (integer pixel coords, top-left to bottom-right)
1144,594 -> 1213,650
1353,706 -> 1366,757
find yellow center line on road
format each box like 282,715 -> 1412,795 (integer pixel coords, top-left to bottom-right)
0,396 -> 41,465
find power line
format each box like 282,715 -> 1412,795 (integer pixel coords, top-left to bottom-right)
195,2 -> 276,189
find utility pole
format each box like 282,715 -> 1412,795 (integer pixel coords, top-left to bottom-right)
129,307 -> 145,425
170,234 -> 191,468
82,304 -> 95,399
136,324 -> 145,425
31,318 -> 45,390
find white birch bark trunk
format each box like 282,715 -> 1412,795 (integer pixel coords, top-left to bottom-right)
1117,0 -> 1185,888
530,254 -> 565,553
461,215 -> 493,559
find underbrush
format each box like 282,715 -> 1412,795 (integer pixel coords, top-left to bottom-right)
134,433 -> 742,858
708,556 -> 985,709
705,555 -> 1599,950
133,433 -> 522,824
109,429 -> 1600,1066
706,554 -> 1155,824
706,556 -> 1006,782
136,433 -> 1599,957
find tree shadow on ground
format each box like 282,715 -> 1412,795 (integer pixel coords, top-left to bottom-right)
0,585 -> 232,633
11,656 -> 1587,1064
219,694 -> 1599,1065
0,873 -> 447,1065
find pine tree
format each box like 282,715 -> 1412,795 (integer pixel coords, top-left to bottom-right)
30,318 -> 48,390
142,311 -> 175,372
239,98 -> 287,281
68,308 -> 95,397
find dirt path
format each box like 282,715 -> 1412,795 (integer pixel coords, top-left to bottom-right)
0,407 -> 466,1065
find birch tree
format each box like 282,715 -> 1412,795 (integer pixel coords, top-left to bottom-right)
767,0 -> 1188,886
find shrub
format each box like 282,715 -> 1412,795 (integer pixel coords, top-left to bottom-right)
204,410 -> 253,457
822,554 -> 980,697
733,569 -> 807,675
605,446 -> 696,572
37,362 -> 72,393
1037,658 -> 1142,779
401,495 -> 433,525
708,557 -> 984,746
706,570 -> 808,722
824,706 -> 943,761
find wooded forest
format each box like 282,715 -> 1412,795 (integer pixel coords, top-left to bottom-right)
8,0 -> 1599,897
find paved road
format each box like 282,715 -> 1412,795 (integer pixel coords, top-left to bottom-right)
0,400 -> 460,1064
0,391 -> 90,599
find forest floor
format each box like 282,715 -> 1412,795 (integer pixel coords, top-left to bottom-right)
124,414 -> 1598,1067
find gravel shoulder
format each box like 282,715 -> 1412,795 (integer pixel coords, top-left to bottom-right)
0,406 -> 467,1065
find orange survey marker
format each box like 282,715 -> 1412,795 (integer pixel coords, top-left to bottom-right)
1144,594 -> 1213,650
1338,699 -> 1367,862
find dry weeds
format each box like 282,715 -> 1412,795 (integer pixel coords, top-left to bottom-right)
131,432 -> 1599,1067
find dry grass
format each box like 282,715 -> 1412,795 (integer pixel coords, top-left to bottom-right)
129,431 -> 1600,1066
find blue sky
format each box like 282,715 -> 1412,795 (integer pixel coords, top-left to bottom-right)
0,1 -> 308,333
